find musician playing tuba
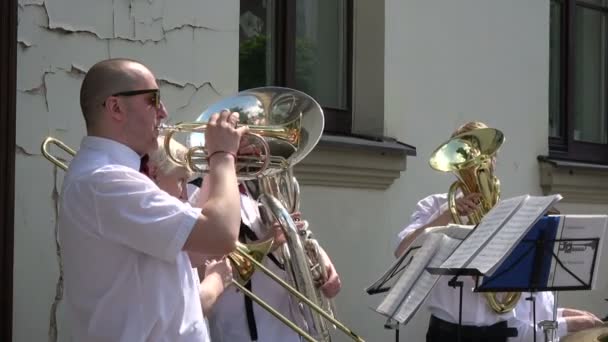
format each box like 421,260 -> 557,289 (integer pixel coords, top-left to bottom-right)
394,121 -> 604,342
203,145 -> 341,342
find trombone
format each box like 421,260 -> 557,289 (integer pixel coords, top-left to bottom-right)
41,137 -> 75,171
40,86 -> 364,342
40,136 -> 365,342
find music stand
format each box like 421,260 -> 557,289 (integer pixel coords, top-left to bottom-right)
425,263 -> 485,342
365,245 -> 421,342
367,232 -> 466,342
427,211 -> 606,342
473,215 -> 603,342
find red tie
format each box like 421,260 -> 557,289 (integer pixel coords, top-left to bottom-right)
239,183 -> 247,194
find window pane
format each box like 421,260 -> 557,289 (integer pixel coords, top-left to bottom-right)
549,0 -> 563,138
295,0 -> 348,109
573,4 -> 608,144
239,0 -> 276,90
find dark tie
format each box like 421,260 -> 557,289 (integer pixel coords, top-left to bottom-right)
139,154 -> 149,176
239,183 -> 247,195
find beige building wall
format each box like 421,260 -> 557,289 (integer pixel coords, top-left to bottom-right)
378,0 -> 608,341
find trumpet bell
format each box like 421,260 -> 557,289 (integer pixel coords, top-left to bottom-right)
182,87 -> 324,178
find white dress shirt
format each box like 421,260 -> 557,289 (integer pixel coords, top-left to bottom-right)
207,190 -> 302,342
396,193 -> 568,340
59,136 -> 209,342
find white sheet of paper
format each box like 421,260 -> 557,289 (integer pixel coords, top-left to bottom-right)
376,234 -> 443,316
469,195 -> 562,275
549,215 -> 608,289
392,236 -> 462,324
440,195 -> 528,270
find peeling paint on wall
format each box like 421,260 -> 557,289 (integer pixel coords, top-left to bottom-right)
17,0 -> 239,148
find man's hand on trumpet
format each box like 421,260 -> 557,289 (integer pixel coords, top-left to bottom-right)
204,110 -> 248,163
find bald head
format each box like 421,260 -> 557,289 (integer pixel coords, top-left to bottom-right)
80,58 -> 152,130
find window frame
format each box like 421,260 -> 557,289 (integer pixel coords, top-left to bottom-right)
241,0 -> 354,135
549,0 -> 608,164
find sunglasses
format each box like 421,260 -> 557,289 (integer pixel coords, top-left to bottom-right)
104,88 -> 161,109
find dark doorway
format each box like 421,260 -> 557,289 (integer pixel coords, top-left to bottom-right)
0,0 -> 17,340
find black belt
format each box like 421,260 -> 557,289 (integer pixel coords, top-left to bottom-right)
427,315 -> 518,342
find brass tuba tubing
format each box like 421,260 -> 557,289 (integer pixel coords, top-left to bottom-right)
257,191 -> 364,341
235,245 -> 365,342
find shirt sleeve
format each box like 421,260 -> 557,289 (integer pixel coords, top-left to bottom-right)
397,194 -> 444,242
91,168 -> 201,263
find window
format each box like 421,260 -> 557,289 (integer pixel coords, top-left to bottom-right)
550,0 -> 608,164
239,0 -> 352,134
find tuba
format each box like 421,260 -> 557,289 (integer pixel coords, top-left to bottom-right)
244,168 -> 338,342
429,127 -> 521,314
174,87 -> 362,342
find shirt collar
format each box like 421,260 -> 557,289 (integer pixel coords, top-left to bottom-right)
80,136 -> 141,171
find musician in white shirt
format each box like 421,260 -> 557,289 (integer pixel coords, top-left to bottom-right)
394,121 -> 603,342
206,181 -> 342,342
58,58 -> 247,342
146,137 -> 234,315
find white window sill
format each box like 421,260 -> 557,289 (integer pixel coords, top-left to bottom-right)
538,156 -> 608,204
294,134 -> 416,190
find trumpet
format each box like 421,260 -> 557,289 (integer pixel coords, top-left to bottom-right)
159,87 -> 323,180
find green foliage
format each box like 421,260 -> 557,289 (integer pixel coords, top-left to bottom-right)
239,34 -> 318,92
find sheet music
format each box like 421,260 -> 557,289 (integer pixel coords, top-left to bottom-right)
392,236 -> 462,324
549,215 -> 608,289
440,195 -> 528,270
470,195 -> 562,275
422,224 -> 474,243
366,225 -> 472,293
365,248 -> 416,293
376,233 -> 443,316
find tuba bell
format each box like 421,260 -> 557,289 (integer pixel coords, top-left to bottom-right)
429,127 -> 521,314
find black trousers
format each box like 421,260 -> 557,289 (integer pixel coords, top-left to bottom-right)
426,315 -> 518,342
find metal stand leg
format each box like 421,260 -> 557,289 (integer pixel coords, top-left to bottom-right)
538,291 -> 559,342
526,293 -> 537,342
384,319 -> 400,342
448,276 -> 464,342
